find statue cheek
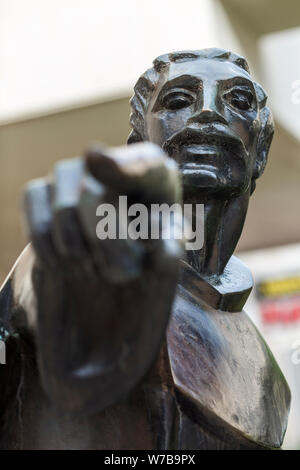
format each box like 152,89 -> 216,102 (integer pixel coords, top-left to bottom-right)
231,119 -> 254,150
246,119 -> 261,157
147,112 -> 189,146
146,114 -> 168,146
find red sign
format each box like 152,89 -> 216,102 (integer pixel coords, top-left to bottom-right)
260,295 -> 300,325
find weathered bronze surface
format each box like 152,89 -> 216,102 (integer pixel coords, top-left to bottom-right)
0,49 -> 290,449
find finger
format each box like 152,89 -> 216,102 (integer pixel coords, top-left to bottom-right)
22,179 -> 58,269
51,158 -> 88,258
78,173 -> 144,283
85,142 -> 181,205
77,171 -> 106,245
146,208 -> 185,273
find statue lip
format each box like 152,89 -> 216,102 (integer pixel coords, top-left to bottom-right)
180,144 -> 221,162
180,162 -> 219,185
180,162 -> 217,171
184,144 -> 219,154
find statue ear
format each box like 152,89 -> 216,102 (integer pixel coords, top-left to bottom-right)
253,83 -> 275,182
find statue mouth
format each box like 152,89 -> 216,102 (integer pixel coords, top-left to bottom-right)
180,161 -> 217,171
163,125 -> 249,193
179,144 -> 221,165
180,160 -> 219,178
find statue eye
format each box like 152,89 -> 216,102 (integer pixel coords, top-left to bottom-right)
224,88 -> 253,111
162,92 -> 195,110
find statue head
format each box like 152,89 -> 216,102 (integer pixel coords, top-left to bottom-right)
128,48 -> 274,200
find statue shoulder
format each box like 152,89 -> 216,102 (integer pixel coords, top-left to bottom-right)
167,279 -> 291,449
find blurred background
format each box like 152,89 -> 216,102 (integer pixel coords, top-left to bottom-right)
0,0 -> 299,448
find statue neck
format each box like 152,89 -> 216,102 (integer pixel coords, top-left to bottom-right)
184,189 -> 250,276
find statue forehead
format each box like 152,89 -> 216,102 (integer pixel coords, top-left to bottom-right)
163,58 -> 252,85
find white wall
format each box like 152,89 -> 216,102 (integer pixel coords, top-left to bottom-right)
259,27 -> 300,141
0,0 -> 242,124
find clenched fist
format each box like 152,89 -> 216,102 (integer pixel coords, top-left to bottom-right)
21,142 -> 184,416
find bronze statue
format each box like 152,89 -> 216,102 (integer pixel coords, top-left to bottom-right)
0,49 -> 290,449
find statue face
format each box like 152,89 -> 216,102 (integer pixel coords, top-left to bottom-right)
145,58 -> 261,197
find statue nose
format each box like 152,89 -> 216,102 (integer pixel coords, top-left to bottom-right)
189,83 -> 228,125
189,107 -> 227,125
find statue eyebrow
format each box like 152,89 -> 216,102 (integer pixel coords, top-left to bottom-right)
221,76 -> 254,89
158,75 -> 201,95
